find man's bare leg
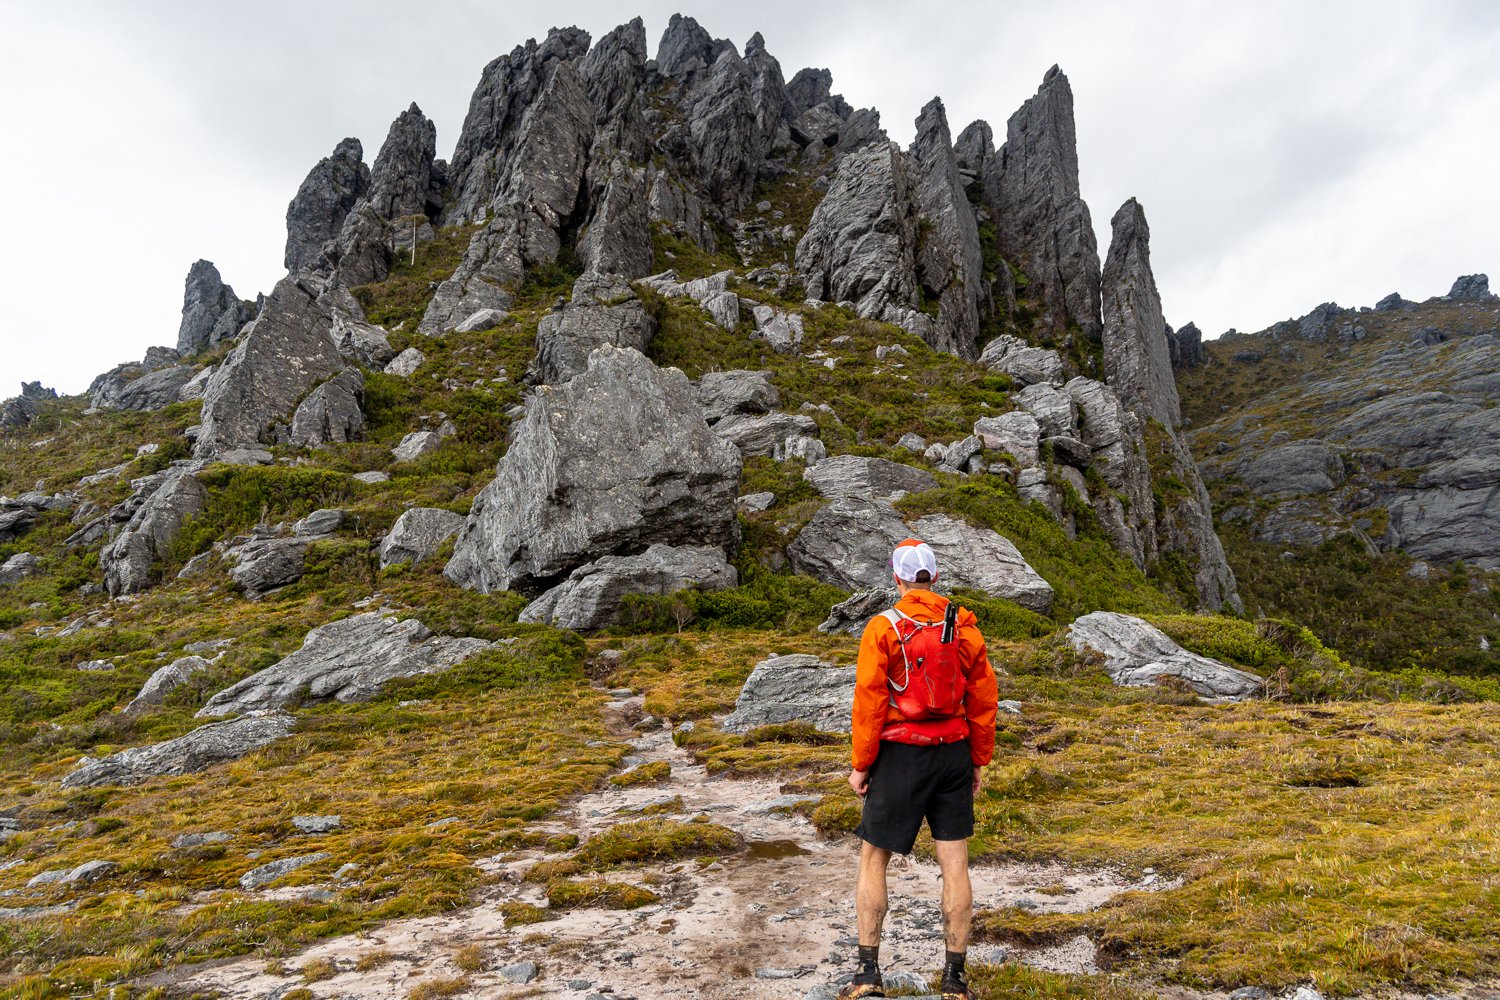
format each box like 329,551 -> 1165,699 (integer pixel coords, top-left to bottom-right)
935,838 -> 974,993
856,841 -> 893,945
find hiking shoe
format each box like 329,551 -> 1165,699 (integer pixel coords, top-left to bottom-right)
940,978 -> 978,1000
837,983 -> 886,999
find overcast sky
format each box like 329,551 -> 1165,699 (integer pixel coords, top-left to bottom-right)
2,0 -> 1496,394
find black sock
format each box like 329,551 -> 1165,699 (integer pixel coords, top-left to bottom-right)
854,944 -> 880,984
942,950 -> 966,983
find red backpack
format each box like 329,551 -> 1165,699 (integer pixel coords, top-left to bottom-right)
880,603 -> 966,720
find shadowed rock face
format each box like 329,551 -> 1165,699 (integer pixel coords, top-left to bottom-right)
995,66 -> 1102,343
445,344 -> 741,595
285,138 -> 369,273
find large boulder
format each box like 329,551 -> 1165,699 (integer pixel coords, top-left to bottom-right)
446,345 -> 741,594
978,335 -> 1066,387
198,613 -> 496,717
287,368 -> 365,448
92,365 -> 198,412
721,655 -> 855,734
1067,612 -> 1263,700
193,277 -> 347,458
61,714 -> 297,788
285,138 -> 370,273
177,260 -> 254,356
803,455 -> 936,502
532,272 -> 655,384
123,656 -> 213,715
787,499 -> 1053,613
518,543 -> 737,630
693,369 -> 779,423
711,411 -> 823,460
101,464 -> 208,596
379,508 -> 466,568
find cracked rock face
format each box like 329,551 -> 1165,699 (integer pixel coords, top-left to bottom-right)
61,714 -> 297,788
198,613 -> 495,717
445,344 -> 741,595
518,543 -> 738,631
101,464 -> 208,597
910,97 -> 986,360
379,508 -> 466,568
1068,612 -> 1263,700
532,272 -> 656,384
287,368 -> 365,449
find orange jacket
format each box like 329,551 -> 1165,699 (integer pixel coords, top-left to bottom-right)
851,589 -> 999,772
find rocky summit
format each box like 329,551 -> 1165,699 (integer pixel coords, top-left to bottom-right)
1,13 -> 1496,1000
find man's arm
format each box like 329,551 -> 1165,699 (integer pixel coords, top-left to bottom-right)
850,617 -> 891,792
963,633 -> 1000,768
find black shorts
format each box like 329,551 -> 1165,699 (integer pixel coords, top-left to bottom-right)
855,739 -> 974,854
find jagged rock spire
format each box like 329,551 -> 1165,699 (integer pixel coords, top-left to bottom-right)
366,103 -> 438,221
1102,198 -> 1181,428
445,27 -> 592,225
284,138 -> 369,273
910,97 -> 987,359
786,67 -> 833,114
177,260 -> 253,355
654,13 -> 727,84
996,66 -> 1102,343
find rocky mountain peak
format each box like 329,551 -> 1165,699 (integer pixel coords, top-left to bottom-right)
1448,273 -> 1494,302
177,259 -> 252,356
786,67 -> 833,114
365,102 -> 438,221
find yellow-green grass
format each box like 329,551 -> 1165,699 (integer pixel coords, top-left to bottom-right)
609,761 -> 671,787
545,878 -> 661,910
0,657 -> 618,996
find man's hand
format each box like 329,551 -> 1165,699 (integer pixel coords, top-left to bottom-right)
849,769 -> 870,797
971,765 -> 984,795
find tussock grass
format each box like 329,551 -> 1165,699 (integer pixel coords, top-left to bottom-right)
609,761 -> 671,787
545,878 -> 660,910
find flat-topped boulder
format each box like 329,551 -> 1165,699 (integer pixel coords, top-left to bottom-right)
1067,612 -> 1263,700
61,714 -> 296,788
722,654 -> 855,734
519,543 -> 737,631
198,612 -> 495,717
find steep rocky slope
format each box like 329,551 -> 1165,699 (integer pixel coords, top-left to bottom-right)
1175,276 -> 1500,672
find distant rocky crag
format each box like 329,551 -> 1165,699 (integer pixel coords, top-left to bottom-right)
1176,275 -> 1500,571
11,13 -> 1249,612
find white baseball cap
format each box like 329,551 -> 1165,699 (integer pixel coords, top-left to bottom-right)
890,538 -> 938,583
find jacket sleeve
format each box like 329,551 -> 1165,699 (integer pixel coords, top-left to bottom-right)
851,617 -> 891,772
961,623 -> 999,767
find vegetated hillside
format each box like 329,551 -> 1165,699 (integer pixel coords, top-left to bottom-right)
3,12 -> 1500,1000
1175,282 -> 1500,675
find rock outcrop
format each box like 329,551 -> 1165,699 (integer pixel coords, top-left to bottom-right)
177,260 -> 254,355
909,98 -> 986,359
198,613 -> 495,717
788,499 -> 1053,613
101,464 -> 208,596
61,714 -> 297,788
518,543 -> 737,630
1,382 -> 57,429
379,508 -> 466,568
993,66 -> 1102,343
532,272 -> 655,384
365,103 -> 439,222
803,455 -> 936,503
722,654 -> 855,733
123,656 -> 213,715
1068,612 -> 1263,700
285,138 -> 369,273
193,277 -> 347,458
287,368 -> 365,448
90,365 -> 198,412
445,345 -> 741,594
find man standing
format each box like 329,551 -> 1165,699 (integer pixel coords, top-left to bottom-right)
839,539 -> 999,1000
